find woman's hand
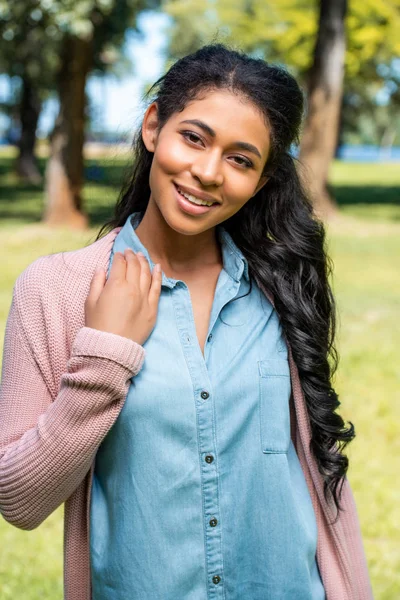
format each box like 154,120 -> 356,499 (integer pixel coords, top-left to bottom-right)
85,248 -> 162,346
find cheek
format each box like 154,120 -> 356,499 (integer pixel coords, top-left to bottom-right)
224,176 -> 259,203
154,138 -> 187,175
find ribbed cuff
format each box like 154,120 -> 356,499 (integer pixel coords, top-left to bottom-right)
71,326 -> 145,374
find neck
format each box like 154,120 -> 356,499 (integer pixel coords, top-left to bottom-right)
133,198 -> 222,273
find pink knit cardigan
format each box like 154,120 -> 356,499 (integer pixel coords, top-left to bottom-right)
0,227 -> 373,600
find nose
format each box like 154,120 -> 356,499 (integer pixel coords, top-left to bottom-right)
190,150 -> 224,187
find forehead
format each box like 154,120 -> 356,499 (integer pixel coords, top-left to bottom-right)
169,89 -> 270,157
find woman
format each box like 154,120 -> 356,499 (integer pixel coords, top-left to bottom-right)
0,44 -> 372,599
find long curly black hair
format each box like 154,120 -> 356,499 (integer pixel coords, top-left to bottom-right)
95,42 -> 355,512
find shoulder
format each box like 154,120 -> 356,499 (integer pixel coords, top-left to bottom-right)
12,227 -> 121,324
15,228 -> 120,290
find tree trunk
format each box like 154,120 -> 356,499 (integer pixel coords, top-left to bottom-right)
43,34 -> 92,229
15,76 -> 42,185
334,94 -> 346,158
299,0 -> 348,220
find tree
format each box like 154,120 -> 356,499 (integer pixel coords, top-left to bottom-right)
163,0 -> 400,215
44,32 -> 93,229
16,75 -> 43,184
43,0 -> 159,229
0,0 -> 159,226
298,0 -> 348,219
0,3 -> 60,183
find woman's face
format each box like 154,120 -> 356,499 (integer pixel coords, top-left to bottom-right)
141,89 -> 271,235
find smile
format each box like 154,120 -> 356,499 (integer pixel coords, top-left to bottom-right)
176,186 -> 217,207
173,183 -> 219,216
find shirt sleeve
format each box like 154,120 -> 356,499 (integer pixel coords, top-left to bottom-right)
0,284 -> 145,531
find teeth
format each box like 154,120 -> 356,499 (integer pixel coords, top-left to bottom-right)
178,188 -> 215,207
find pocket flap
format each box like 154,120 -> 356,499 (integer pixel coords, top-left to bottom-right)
258,358 -> 290,378
258,358 -> 291,454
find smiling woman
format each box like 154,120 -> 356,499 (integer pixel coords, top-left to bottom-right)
0,43 -> 372,600
134,88 -> 270,233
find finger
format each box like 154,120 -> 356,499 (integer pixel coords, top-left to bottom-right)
148,264 -> 162,307
124,248 -> 141,286
87,268 -> 106,305
107,251 -> 127,283
136,252 -> 152,292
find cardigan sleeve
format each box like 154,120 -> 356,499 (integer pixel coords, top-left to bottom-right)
0,284 -> 145,531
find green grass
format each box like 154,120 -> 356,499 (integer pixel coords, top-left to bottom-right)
0,506 -> 64,599
326,219 -> 400,599
0,147 -> 399,598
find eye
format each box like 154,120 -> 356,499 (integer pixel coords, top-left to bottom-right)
180,130 -> 253,168
231,156 -> 253,168
181,130 -> 204,145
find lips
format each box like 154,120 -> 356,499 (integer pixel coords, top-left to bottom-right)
173,182 -> 220,205
174,182 -> 219,215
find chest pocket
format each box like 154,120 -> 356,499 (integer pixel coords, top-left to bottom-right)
258,358 -> 291,454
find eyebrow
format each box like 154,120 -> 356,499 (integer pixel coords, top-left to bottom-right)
179,119 -> 262,159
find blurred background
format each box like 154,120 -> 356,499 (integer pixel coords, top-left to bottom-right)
0,0 -> 399,598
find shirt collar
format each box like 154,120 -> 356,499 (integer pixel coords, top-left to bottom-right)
119,211 -> 249,284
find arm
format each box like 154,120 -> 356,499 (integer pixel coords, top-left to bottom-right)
0,287 -> 145,531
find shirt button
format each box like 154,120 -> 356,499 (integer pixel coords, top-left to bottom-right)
212,575 -> 221,584
207,333 -> 213,342
205,455 -> 214,463
209,517 -> 218,527
201,391 -> 209,399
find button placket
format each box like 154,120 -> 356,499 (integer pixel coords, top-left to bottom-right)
173,276 -> 225,598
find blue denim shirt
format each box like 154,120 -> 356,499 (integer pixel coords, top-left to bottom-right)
90,212 -> 325,599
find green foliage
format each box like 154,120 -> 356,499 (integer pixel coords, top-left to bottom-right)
0,0 -> 160,116
0,2 -> 60,98
164,0 -> 400,79
346,0 -> 400,77
162,0 -> 400,144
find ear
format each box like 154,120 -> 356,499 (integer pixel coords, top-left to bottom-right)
141,102 -> 160,152
252,175 -> 269,198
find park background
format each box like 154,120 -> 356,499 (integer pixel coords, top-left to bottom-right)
0,1 -> 399,598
